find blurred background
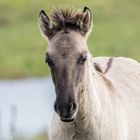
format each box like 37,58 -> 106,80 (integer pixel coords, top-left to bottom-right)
0,0 -> 140,139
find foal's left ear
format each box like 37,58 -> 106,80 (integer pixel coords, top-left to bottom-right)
81,7 -> 93,36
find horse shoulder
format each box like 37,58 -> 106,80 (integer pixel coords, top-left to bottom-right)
93,56 -> 140,140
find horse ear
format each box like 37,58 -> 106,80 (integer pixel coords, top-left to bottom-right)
39,10 -> 53,39
81,7 -> 93,36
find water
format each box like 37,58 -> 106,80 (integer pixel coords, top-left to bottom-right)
0,77 -> 55,139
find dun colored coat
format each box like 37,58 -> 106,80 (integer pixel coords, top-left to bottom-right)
39,7 -> 140,140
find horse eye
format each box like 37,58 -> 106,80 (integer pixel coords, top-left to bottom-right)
78,55 -> 87,65
45,57 -> 54,67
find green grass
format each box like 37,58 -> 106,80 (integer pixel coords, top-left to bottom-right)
10,131 -> 48,140
0,0 -> 140,79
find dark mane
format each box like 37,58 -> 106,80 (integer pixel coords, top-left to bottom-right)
39,6 -> 92,38
94,62 -> 103,73
50,7 -> 84,33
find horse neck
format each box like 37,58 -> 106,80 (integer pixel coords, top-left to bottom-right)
75,54 -> 102,134
75,54 -> 118,136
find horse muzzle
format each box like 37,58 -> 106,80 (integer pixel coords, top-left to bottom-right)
54,102 -> 77,122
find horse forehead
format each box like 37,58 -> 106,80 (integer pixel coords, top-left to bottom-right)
48,31 -> 86,50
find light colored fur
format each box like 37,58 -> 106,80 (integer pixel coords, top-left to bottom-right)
39,7 -> 140,140
49,54 -> 140,140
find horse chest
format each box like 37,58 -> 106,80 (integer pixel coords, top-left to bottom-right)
73,133 -> 94,140
52,132 -> 94,140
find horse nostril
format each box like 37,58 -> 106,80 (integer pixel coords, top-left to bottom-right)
54,102 -> 77,118
54,103 -> 60,115
70,102 -> 77,114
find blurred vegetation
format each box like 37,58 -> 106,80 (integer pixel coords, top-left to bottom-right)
8,131 -> 49,140
0,0 -> 140,79
31,132 -> 48,140
30,131 -> 48,140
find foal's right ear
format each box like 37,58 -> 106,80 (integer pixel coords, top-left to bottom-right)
39,10 -> 53,39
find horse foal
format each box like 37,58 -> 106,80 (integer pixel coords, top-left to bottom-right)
39,7 -> 140,140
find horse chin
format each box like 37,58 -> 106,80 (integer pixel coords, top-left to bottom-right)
60,118 -> 75,122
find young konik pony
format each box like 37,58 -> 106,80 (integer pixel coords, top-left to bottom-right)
39,7 -> 140,140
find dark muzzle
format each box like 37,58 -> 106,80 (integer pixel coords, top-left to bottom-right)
54,101 -> 77,122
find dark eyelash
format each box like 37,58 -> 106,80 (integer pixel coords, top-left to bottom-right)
45,54 -> 55,67
78,55 -> 87,64
46,58 -> 55,67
